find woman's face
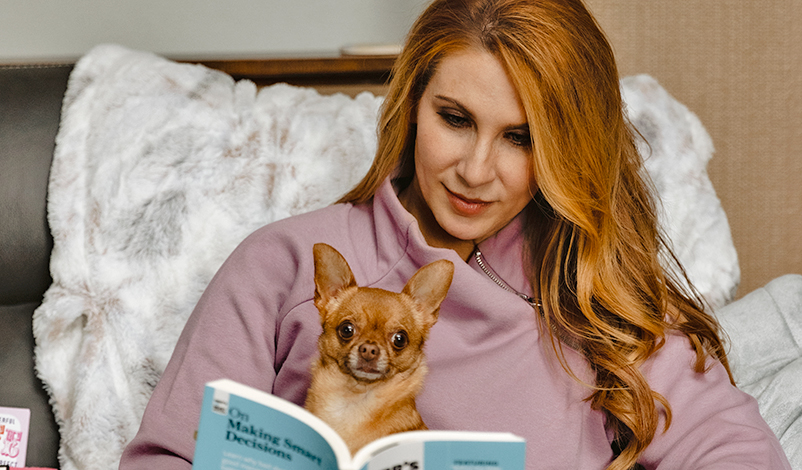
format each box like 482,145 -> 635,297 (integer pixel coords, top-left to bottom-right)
403,48 -> 537,257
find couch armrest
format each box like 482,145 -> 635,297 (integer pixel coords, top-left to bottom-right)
1,63 -> 73,468
0,64 -> 72,304
0,302 -> 60,468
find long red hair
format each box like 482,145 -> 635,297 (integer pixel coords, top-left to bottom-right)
340,1 -> 732,468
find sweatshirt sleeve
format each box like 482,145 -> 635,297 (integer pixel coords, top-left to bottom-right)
639,333 -> 791,469
118,229 -> 299,470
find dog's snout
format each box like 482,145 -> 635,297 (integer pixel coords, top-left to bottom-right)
359,342 -> 379,361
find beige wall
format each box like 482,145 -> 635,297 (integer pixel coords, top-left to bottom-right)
0,0 -> 426,62
586,0 -> 802,297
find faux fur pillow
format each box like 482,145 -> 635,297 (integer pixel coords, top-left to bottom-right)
33,44 -> 739,470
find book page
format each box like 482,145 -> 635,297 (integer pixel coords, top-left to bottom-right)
363,441 -> 423,470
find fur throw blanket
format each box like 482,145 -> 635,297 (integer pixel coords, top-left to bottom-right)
34,44 -> 740,469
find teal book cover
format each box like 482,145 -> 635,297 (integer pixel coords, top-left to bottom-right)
192,379 -> 524,470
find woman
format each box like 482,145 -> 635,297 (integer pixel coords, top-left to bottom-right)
120,0 -> 790,469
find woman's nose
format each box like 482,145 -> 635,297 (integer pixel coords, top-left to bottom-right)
456,138 -> 496,187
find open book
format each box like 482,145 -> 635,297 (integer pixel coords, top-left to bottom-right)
193,379 -> 525,470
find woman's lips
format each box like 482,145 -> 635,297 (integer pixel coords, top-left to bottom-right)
446,187 -> 491,216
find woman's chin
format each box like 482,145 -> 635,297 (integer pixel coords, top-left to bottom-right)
438,219 -> 490,245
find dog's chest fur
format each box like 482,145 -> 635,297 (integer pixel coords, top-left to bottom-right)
305,360 -> 427,452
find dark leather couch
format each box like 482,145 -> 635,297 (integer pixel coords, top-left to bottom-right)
1,64 -> 74,468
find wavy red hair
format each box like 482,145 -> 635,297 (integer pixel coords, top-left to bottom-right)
339,1 -> 733,468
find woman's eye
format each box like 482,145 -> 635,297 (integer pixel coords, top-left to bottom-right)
438,111 -> 470,129
506,131 -> 531,148
337,321 -> 355,340
391,331 -> 409,350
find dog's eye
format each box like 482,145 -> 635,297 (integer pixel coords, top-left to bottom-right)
337,321 -> 355,340
391,331 -> 409,350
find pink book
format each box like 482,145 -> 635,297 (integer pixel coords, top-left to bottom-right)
0,407 -> 30,468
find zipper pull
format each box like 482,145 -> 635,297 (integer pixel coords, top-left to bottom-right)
473,248 -> 541,309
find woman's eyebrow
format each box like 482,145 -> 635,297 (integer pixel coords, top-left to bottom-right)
433,94 -> 529,131
508,123 -> 530,132
433,95 -> 472,116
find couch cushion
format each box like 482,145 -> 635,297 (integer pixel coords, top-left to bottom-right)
0,302 -> 60,467
0,64 -> 72,304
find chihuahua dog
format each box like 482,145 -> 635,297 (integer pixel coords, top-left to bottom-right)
305,243 -> 454,454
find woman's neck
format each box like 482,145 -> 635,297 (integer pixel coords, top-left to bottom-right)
397,178 -> 475,261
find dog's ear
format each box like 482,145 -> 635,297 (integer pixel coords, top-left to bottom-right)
402,260 -> 454,323
313,243 -> 357,309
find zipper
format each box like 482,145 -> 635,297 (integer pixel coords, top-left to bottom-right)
473,247 -> 541,309
474,248 -> 584,350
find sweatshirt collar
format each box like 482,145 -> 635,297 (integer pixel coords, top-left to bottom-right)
372,178 -> 533,298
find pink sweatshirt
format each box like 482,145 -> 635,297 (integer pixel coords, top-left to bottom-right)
119,179 -> 791,469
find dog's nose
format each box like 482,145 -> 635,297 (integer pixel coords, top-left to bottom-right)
359,342 -> 378,361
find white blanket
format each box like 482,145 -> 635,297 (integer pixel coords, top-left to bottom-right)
34,44 -> 751,469
716,274 -> 802,467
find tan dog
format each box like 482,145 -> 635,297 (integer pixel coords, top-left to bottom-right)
305,243 -> 454,454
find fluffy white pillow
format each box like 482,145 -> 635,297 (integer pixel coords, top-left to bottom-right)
622,74 -> 740,309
